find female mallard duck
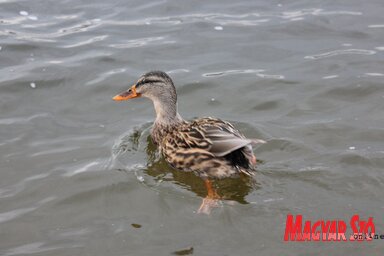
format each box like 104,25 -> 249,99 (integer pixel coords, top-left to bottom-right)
113,71 -> 265,213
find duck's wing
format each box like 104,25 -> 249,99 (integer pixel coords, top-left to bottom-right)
185,117 -> 265,157
203,125 -> 253,157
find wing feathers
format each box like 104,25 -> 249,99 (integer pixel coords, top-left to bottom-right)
209,137 -> 253,157
186,118 -> 261,157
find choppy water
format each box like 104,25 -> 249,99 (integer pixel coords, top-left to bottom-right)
1,0 -> 384,255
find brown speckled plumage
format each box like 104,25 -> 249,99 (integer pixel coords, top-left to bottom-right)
114,71 -> 265,179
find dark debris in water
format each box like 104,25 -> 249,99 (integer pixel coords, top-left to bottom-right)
131,223 -> 142,228
172,247 -> 194,255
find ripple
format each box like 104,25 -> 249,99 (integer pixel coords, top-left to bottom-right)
256,73 -> 285,79
109,36 -> 175,49
86,68 -> 127,85
19,11 -> 29,16
102,8 -> 361,27
45,50 -> 112,66
0,16 -> 25,25
2,241 -> 78,256
305,49 -> 376,59
62,161 -> 102,177
252,100 -> 281,111
312,10 -> 362,16
0,173 -> 50,198
259,138 -> 316,160
202,69 -> 264,77
0,113 -> 50,125
62,35 -> 108,48
19,10 -> 38,21
105,17 -> 182,26
57,19 -> 102,35
0,207 -> 36,223
202,69 -> 284,79
280,8 -> 361,21
0,197 -> 55,223
364,73 -> 384,77
322,75 -> 339,79
368,24 -> 384,28
0,30 -> 54,42
212,17 -> 269,26
30,134 -> 104,147
2,18 -> 102,42
320,82 -> 381,101
167,69 -> 190,74
57,227 -> 91,238
262,197 -> 284,203
30,146 -> 80,157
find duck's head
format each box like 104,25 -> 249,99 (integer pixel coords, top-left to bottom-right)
113,71 -> 182,124
113,71 -> 176,101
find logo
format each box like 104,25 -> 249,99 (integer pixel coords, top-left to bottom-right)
284,214 -> 382,242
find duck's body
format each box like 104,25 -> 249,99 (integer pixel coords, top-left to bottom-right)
153,117 -> 259,179
113,71 -> 265,180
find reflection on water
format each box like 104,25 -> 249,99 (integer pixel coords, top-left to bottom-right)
112,124 -> 260,206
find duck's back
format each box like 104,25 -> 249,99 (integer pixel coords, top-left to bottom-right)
157,117 -> 259,178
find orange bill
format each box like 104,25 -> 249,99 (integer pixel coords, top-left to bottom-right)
113,85 -> 141,101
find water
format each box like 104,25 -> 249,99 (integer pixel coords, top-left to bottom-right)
1,0 -> 384,255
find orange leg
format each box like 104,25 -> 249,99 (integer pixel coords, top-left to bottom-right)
205,179 -> 219,198
251,154 -> 257,165
197,180 -> 221,214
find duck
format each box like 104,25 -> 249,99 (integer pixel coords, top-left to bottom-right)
113,71 -> 265,213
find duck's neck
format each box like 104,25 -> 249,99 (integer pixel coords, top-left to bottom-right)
151,98 -> 183,144
152,98 -> 183,125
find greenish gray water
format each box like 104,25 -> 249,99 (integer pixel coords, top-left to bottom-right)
1,0 -> 384,255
